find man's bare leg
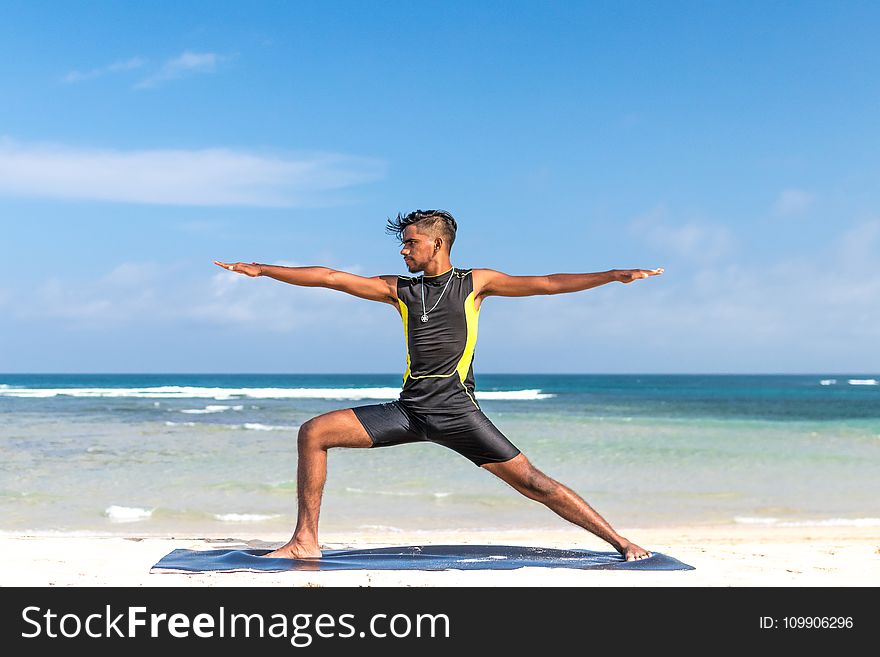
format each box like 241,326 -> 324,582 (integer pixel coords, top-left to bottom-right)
264,408 -> 373,559
481,453 -> 652,561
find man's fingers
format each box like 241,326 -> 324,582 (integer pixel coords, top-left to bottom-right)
213,260 -> 237,272
620,268 -> 663,283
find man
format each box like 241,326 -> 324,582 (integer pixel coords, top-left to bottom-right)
214,209 -> 663,561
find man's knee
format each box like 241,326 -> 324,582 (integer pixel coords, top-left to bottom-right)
297,409 -> 373,451
297,418 -> 326,450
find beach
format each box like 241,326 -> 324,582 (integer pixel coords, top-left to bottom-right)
2,374 -> 878,588
2,524 -> 877,587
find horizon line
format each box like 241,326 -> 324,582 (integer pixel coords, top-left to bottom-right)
1,372 -> 874,377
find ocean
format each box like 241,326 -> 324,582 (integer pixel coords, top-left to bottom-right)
1,373 -> 878,535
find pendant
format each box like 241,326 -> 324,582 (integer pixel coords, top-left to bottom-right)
420,314 -> 429,323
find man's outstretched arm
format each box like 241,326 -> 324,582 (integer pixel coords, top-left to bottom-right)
476,267 -> 664,298
212,260 -> 397,305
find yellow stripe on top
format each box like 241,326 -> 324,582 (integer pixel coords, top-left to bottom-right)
455,290 -> 481,410
455,290 -> 479,384
398,298 -> 411,385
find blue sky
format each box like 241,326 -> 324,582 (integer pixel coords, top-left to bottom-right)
1,1 -> 878,374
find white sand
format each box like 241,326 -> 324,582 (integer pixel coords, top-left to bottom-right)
2,524 -> 877,587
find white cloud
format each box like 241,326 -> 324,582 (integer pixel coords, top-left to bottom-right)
63,57 -> 146,83
773,188 -> 815,216
4,218 -> 879,372
62,51 -> 229,89
478,218 -> 880,371
834,218 -> 880,266
8,260 -> 388,334
628,206 -> 736,263
134,51 -> 230,89
0,137 -> 385,207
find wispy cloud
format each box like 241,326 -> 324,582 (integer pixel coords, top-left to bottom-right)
773,188 -> 815,216
482,218 -> 880,371
834,218 -> 880,271
4,220 -> 879,371
7,260 -> 385,335
63,57 -> 146,83
0,137 -> 385,207
628,205 -> 736,263
62,51 -> 229,89
134,51 -> 230,89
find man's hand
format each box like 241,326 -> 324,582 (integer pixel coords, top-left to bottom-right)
214,260 -> 262,277
615,267 -> 664,284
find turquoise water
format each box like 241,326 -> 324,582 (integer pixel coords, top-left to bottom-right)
1,373 -> 878,533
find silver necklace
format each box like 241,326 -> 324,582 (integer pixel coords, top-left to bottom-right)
420,268 -> 454,322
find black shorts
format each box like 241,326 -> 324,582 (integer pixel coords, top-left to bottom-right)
351,401 -> 521,467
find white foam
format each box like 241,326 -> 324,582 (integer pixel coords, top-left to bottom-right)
180,404 -> 244,414
213,513 -> 280,522
0,385 -> 400,400
0,529 -> 124,538
345,487 -> 416,497
819,379 -> 837,385
477,389 -> 556,400
357,524 -> 404,533
0,385 -> 554,401
104,505 -> 153,522
734,516 -> 880,527
848,379 -> 878,385
162,421 -> 295,431
345,487 -> 451,498
733,516 -> 780,525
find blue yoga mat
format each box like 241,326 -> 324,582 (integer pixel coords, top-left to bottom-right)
151,544 -> 694,573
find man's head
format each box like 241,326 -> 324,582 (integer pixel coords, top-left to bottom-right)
386,209 -> 457,273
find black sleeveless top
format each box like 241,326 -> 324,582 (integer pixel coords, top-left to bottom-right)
395,266 -> 482,413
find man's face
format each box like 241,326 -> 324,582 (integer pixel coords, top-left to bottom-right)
399,225 -> 435,273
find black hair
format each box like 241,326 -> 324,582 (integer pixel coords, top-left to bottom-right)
385,209 -> 457,253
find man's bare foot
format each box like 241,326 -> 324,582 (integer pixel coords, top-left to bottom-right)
263,541 -> 322,559
617,539 -> 652,561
